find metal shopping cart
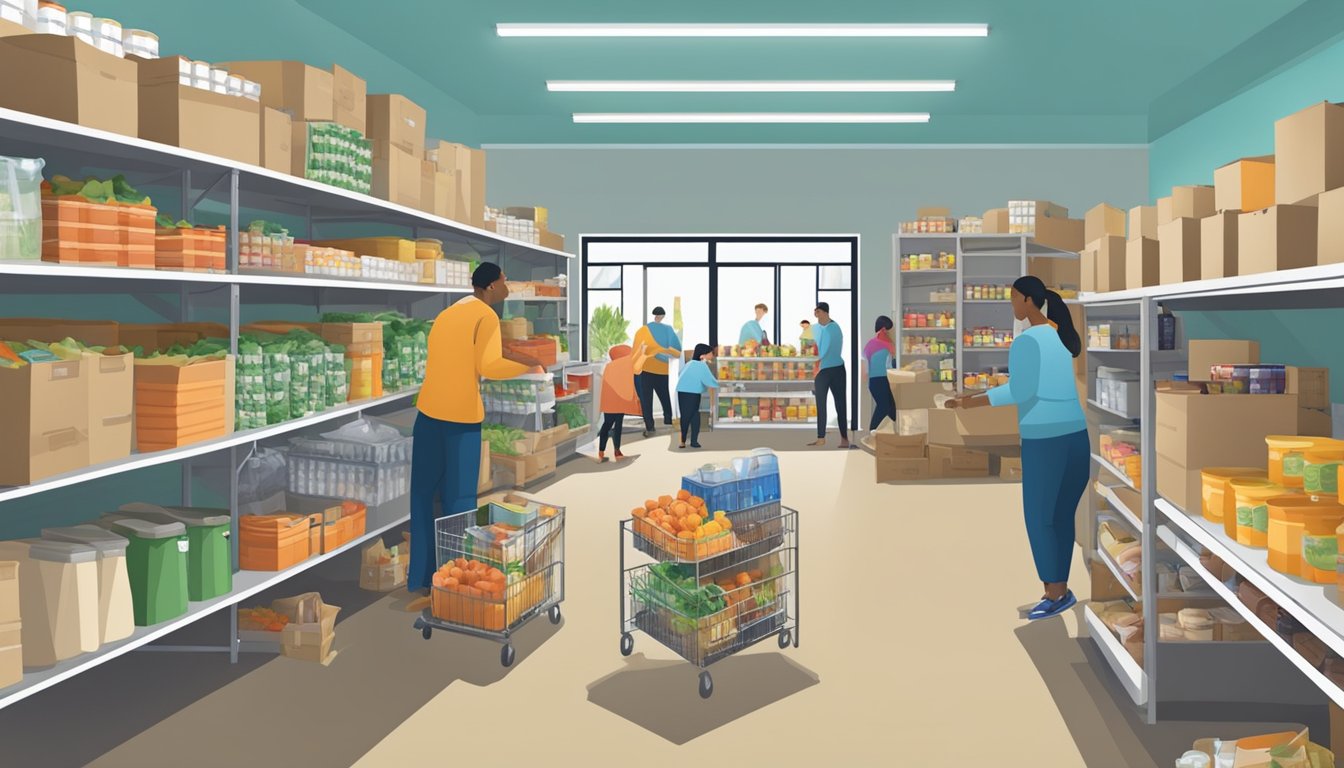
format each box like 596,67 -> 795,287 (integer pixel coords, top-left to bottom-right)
414,500 -> 565,667
619,499 -> 800,699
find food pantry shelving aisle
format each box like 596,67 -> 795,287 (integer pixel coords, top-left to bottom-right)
0,103 -> 574,709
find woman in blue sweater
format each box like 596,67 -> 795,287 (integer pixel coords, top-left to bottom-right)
947,276 -> 1088,621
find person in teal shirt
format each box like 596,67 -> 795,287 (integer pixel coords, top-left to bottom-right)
808,302 -> 851,448
948,276 -> 1088,622
863,316 -> 896,430
675,344 -> 718,449
739,303 -> 770,346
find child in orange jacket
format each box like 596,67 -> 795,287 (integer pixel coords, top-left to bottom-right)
598,344 -> 643,462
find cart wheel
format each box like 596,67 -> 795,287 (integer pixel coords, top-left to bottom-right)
698,671 -> 713,700
501,644 -> 516,667
619,633 -> 634,657
778,629 -> 791,649
549,605 -> 562,625
421,625 -> 432,640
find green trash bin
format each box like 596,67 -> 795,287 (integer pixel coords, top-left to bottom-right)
118,503 -> 232,601
98,516 -> 188,627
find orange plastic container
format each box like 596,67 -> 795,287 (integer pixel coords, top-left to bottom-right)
1301,509 -> 1344,583
155,227 -> 226,272
431,570 -> 546,631
1267,436 -> 1321,489
1200,467 -> 1266,524
1231,478 -> 1285,547
1267,495 -> 1344,576
502,338 -> 558,368
238,514 -> 313,571
1303,443 -> 1344,496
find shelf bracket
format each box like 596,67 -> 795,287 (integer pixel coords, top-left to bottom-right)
190,169 -> 232,215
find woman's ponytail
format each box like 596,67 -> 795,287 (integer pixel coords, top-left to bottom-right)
1044,290 -> 1082,358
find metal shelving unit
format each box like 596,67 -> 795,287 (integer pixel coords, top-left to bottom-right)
710,356 -> 821,430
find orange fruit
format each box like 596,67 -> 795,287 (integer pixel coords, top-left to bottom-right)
686,514 -> 703,529
432,573 -> 446,588
677,489 -> 691,501
445,577 -> 459,588
735,573 -> 752,587
677,530 -> 694,540
658,495 -> 674,508
632,507 -> 647,519
449,566 -> 464,579
660,521 -> 676,534
644,499 -> 659,512
689,496 -> 705,509
455,557 -> 468,569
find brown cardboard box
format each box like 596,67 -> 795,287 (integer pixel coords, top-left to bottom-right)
0,561 -> 18,624
1125,238 -> 1160,289
891,381 -> 956,410
927,406 -> 1019,447
539,230 -> 564,252
872,420 -> 926,459
372,141 -> 421,209
331,64 -> 366,134
0,17 -> 28,37
887,368 -> 934,385
260,107 -> 292,174
419,160 -> 455,220
1316,186 -> 1344,266
1299,407 -> 1334,437
1238,204 -> 1318,275
1287,367 -> 1330,410
0,318 -> 119,347
1032,216 -> 1085,253
86,351 -> 133,466
1159,218 -> 1201,285
1028,253 -> 1082,291
427,140 -> 487,228
916,206 -> 951,219
0,359 -> 90,486
219,61 -> 334,122
1129,206 -> 1158,240
1172,185 -> 1216,219
1157,454 -> 1205,513
279,600 -> 339,665
1201,211 -> 1239,280
1188,339 -> 1259,381
1079,243 -> 1097,292
0,35 -> 137,136
136,58 -> 261,165
1092,236 -> 1126,293
367,94 -> 426,157
359,540 -> 405,592
1155,391 -> 1297,470
928,445 -> 990,478
1086,204 -> 1126,244
1157,197 -> 1174,226
983,208 -> 1009,234
1215,156 -> 1275,213
875,456 -> 930,483
1274,101 -> 1344,205
1000,456 -> 1023,481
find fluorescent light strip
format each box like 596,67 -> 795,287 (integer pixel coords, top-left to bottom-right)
573,113 -> 931,124
548,80 -> 956,93
499,23 -> 988,38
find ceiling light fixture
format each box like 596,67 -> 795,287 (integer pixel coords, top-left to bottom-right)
548,80 -> 956,93
572,113 -> 932,124
499,23 -> 988,38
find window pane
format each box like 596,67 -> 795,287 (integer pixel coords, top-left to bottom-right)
586,240 -> 709,263
622,265 -> 644,328
717,241 -> 851,264
716,267 -> 774,348
586,290 -> 630,361
820,266 -> 851,290
780,266 -> 817,349
587,265 -> 621,289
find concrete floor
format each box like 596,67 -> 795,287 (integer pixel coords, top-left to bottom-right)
0,427 -> 1314,766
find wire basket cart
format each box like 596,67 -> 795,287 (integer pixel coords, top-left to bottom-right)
619,499 -> 800,699
414,501 -> 565,667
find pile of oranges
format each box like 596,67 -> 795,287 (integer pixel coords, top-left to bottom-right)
632,490 -> 736,560
431,557 -> 509,599
239,606 -> 291,632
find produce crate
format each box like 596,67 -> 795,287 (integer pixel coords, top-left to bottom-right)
632,500 -> 785,568
155,226 -> 226,272
238,513 -> 315,571
133,357 -> 232,452
502,337 -> 558,368
430,565 -> 555,632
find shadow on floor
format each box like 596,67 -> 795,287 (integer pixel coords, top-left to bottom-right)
587,652 -> 820,745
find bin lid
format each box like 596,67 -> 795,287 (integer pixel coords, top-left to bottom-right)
98,515 -> 186,540
17,538 -> 97,564
41,525 -> 128,557
118,502 -> 230,528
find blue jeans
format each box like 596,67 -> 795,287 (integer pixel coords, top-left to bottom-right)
409,413 -> 481,591
1020,429 -> 1090,584
868,377 -> 896,431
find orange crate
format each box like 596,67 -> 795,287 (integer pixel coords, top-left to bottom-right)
136,421 -> 228,452
121,246 -> 154,269
502,338 -> 557,368
41,240 -> 120,265
41,195 -> 119,226
431,570 -> 546,632
239,514 -> 313,571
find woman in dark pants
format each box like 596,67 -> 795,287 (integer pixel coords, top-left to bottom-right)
675,344 -> 719,449
863,315 -> 897,430
947,276 -> 1089,621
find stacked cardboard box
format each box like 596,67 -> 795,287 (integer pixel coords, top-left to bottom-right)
134,55 -> 261,166
874,369 -> 1020,483
0,34 -> 138,135
502,206 -> 565,251
1081,203 -> 1127,293
134,357 -> 234,453
272,592 -> 339,665
368,94 -> 426,209
426,140 -> 487,228
0,560 -> 18,689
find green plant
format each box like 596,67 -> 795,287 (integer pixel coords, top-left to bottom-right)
588,304 -> 629,361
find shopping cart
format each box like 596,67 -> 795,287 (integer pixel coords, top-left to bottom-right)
619,500 -> 800,699
414,500 -> 565,667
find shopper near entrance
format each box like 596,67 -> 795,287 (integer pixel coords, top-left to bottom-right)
799,319 -> 814,352
409,263 -> 540,595
739,303 -> 771,346
864,315 -> 897,431
631,307 -> 682,437
946,275 -> 1088,621
596,343 -> 643,463
808,302 -> 852,449
676,344 -> 719,449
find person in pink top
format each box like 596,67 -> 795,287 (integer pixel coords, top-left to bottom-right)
596,344 -> 642,462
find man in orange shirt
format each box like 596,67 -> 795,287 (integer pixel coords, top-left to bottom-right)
410,262 -> 540,593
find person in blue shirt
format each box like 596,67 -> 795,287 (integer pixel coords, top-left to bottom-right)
808,302 -> 852,449
675,344 -> 719,449
863,316 -> 896,431
947,275 -> 1088,621
739,303 -> 770,346
631,307 -> 682,437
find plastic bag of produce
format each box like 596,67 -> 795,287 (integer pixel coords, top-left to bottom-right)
325,347 -> 347,406
382,354 -> 400,393
395,335 -> 415,390
235,336 -> 267,430
239,447 -> 287,516
295,338 -> 327,415
261,340 -> 292,425
0,155 -> 44,261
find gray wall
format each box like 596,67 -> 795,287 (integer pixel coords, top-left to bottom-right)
484,145 -> 1150,344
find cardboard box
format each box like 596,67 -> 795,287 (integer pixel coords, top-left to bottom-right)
1079,243 -> 1097,292
1316,185 -> 1344,266
1238,204 -> 1318,276
1201,212 -> 1239,280
916,206 -> 951,219
86,351 -> 133,466
1155,391 -> 1297,470
136,58 -> 261,165
1125,238 -> 1160,289
983,208 -> 1009,234
1028,253 -> 1082,291
1215,156 -> 1275,213
427,140 -> 487,228
928,445 -> 990,478
1156,454 -> 1205,514
0,17 -> 29,38
1157,197 -> 1174,226
1274,101 -> 1344,205
1287,367 -> 1330,410
1159,218 -> 1202,285
926,406 -> 1019,447
0,561 -> 18,624
1187,339 -> 1259,381
1000,456 -> 1023,481
1086,204 -> 1127,243
280,601 -> 339,665
1129,206 -> 1158,241
1032,216 -> 1085,253
887,368 -> 934,385
359,539 -> 405,592
0,359 -> 90,485
1092,235 -> 1127,293
0,34 -> 138,136
260,107 -> 292,174
331,64 -> 366,134
366,94 -> 426,157
0,318 -> 119,347
872,420 -> 927,459
539,230 -> 564,252
891,381 -> 956,410
419,160 -> 455,220
875,456 -> 930,483
133,357 -> 231,452
1299,407 -> 1334,438
219,60 -> 334,122
372,141 -> 421,209
1172,185 -> 1216,220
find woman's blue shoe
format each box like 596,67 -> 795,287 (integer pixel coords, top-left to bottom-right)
1027,591 -> 1076,620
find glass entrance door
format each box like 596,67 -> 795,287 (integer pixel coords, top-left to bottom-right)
642,266 -> 708,423
716,266 -> 776,348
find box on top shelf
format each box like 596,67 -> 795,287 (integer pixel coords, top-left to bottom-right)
1028,252 -> 1081,291
292,121 -> 372,196
134,55 -> 262,166
1030,217 -> 1085,254
1125,237 -> 1159,290
1201,211 -> 1239,280
420,160 -> 456,220
0,356 -> 90,485
1080,242 -> 1097,292
1158,218 -> 1201,285
219,60 -> 334,123
1287,366 -> 1330,411
1157,196 -> 1174,227
1085,203 -> 1126,244
1187,339 -> 1258,381
1092,236 -> 1126,293
0,33 -> 138,136
260,107 -> 292,174
982,208 -> 1009,233
331,64 -> 366,134
427,140 -> 487,229
366,94 -> 426,158
1171,185 -> 1215,220
371,141 -> 421,209
1238,204 -> 1318,276
1214,156 -> 1274,213
1129,206 -> 1157,241
1275,101 -> 1344,205
1317,186 -> 1344,267
1007,200 -> 1068,233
